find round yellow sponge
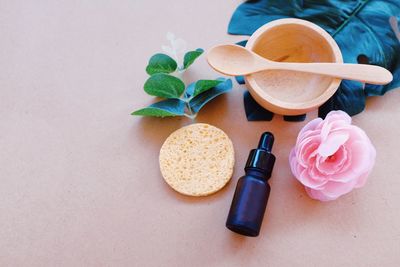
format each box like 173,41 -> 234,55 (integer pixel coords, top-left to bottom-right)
159,123 -> 235,196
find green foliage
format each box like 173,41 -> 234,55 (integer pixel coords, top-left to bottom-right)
144,73 -> 185,98
145,53 -> 177,75
192,80 -> 223,97
183,48 -> 204,69
132,47 -> 231,119
131,99 -> 185,117
190,78 -> 232,113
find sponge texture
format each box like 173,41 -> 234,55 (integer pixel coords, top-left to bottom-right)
159,123 -> 235,196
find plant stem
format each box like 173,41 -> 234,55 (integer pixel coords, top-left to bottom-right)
175,69 -> 197,121
183,85 -> 196,121
184,101 -> 197,120
183,112 -> 197,120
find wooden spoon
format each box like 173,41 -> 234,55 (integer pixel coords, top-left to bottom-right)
207,45 -> 393,85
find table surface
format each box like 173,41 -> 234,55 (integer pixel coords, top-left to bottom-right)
1,1 -> 400,266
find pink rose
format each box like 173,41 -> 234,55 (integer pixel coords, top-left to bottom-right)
289,110 -> 376,201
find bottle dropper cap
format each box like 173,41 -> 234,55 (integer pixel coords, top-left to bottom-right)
258,131 -> 274,152
245,132 -> 275,177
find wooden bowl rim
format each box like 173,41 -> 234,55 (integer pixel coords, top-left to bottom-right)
244,18 -> 343,115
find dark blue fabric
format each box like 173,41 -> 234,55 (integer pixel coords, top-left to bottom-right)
284,114 -> 307,121
243,91 -> 275,121
235,75 -> 245,85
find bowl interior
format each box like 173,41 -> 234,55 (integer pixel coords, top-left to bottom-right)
249,23 -> 338,104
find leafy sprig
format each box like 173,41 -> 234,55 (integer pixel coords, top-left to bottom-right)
132,42 -> 232,119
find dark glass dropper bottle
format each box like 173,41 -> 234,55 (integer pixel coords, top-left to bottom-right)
226,132 -> 276,237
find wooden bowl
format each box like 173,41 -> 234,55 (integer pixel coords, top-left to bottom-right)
245,18 -> 343,115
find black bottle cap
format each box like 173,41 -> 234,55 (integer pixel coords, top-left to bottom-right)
245,132 -> 276,177
258,131 -> 274,152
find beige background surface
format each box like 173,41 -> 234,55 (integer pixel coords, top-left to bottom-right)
1,1 -> 400,266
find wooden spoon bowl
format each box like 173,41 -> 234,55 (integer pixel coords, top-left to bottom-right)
245,18 -> 343,115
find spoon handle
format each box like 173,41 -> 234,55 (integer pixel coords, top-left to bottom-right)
271,62 -> 393,85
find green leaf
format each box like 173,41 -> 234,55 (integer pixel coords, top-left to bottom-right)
144,73 -> 185,98
189,78 -> 232,113
193,80 -> 223,97
228,0 -> 400,117
146,53 -> 177,75
184,82 -> 196,99
183,48 -> 204,69
184,79 -> 223,99
131,99 -> 186,117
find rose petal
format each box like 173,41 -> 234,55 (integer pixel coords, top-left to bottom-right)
316,111 -> 352,132
324,110 -> 352,125
328,140 -> 373,183
318,132 -> 349,157
346,125 -> 370,144
298,168 -> 328,189
354,171 -> 369,188
320,121 -> 332,142
328,151 -> 356,183
317,179 -> 358,200
308,163 -> 330,182
297,140 -> 319,168
324,145 -> 356,183
347,141 -> 374,176
297,118 -> 322,142
305,187 -> 336,201
315,146 -> 348,175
